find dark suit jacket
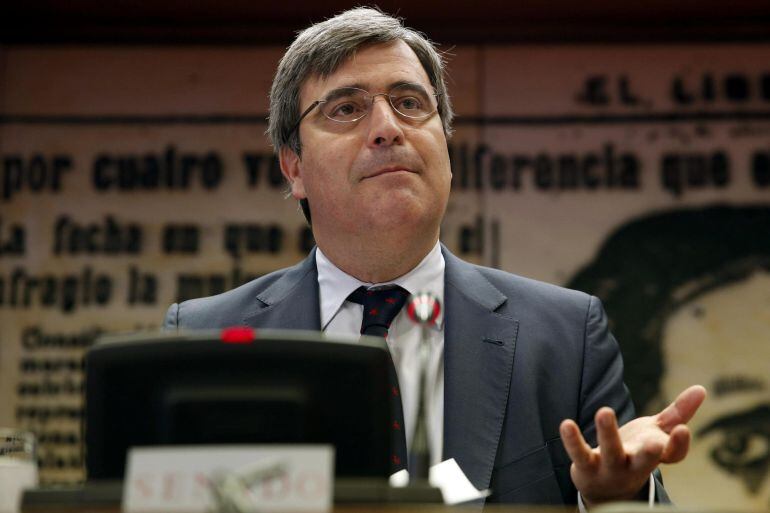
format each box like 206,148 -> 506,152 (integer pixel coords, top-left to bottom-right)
164,245 -> 668,504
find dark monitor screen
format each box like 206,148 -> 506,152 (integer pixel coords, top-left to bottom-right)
84,329 -> 393,480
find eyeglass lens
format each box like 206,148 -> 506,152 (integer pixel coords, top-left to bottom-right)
320,83 -> 436,123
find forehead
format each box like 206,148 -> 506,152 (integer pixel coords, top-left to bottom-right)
300,40 -> 432,104
662,271 -> 770,360
660,271 -> 770,412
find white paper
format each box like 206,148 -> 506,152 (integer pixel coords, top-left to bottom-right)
429,458 -> 491,505
388,458 -> 490,505
388,469 -> 409,488
123,445 -> 333,513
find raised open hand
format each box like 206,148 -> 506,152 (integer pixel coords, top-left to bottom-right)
559,385 -> 707,505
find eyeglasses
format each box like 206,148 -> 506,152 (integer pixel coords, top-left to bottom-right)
290,83 -> 439,134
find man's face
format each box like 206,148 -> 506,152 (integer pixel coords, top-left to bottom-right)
660,271 -> 770,509
281,40 -> 451,246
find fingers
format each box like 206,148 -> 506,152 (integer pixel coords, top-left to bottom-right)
562,392 -> 697,486
596,407 -> 626,468
630,438 -> 664,475
660,424 -> 691,464
657,385 -> 707,431
560,419 -> 595,470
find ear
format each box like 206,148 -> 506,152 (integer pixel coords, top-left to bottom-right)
279,146 -> 306,199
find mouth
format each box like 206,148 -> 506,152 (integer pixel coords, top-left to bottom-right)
364,166 -> 415,179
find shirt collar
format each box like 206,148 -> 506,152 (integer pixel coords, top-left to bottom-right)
316,241 -> 445,330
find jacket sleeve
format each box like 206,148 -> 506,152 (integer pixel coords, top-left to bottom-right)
578,295 -> 635,440
577,295 -> 671,504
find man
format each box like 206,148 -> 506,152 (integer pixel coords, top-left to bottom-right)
164,7 -> 706,505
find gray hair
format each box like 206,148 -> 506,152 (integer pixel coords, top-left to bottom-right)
268,7 -> 454,156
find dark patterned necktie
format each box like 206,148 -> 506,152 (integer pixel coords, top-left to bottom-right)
347,286 -> 410,473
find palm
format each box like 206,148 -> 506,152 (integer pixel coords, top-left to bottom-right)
560,385 -> 706,505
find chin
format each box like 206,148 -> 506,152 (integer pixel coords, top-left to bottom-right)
368,201 -> 437,234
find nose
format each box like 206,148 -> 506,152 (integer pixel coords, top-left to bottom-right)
366,95 -> 404,148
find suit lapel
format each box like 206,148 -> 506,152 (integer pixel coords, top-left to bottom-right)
242,249 -> 321,331
442,247 -> 519,492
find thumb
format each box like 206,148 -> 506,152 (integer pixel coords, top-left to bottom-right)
656,385 -> 707,431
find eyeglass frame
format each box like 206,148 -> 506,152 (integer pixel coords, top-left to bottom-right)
288,82 -> 441,136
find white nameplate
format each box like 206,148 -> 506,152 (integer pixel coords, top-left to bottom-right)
123,445 -> 333,513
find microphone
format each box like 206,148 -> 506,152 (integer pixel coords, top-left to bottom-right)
405,292 -> 441,480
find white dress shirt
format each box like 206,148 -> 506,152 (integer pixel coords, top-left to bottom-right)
316,242 -> 445,466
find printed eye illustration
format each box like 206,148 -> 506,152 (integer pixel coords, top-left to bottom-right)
698,404 -> 770,494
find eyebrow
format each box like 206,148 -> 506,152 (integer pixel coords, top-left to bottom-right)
712,375 -> 767,397
390,81 -> 432,96
322,87 -> 362,103
322,81 -> 432,101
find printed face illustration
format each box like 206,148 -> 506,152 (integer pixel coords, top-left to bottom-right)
660,271 -> 770,509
